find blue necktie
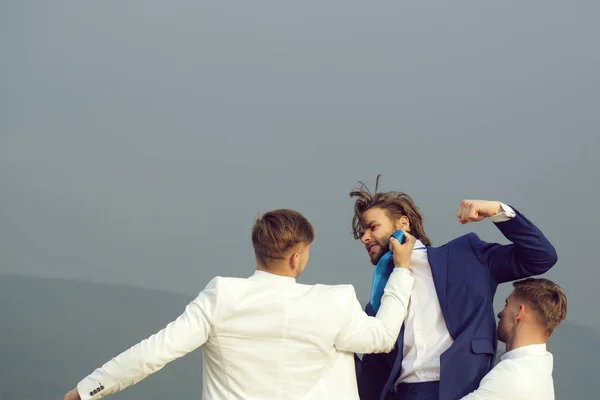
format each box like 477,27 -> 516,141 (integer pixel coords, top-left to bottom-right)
369,230 -> 425,312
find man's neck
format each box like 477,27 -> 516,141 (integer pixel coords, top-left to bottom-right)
505,331 -> 548,352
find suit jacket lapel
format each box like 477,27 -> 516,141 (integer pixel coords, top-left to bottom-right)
380,325 -> 405,399
427,245 -> 449,318
381,246 -> 449,399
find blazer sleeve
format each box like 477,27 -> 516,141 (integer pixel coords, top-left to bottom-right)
76,277 -> 220,400
334,268 -> 414,354
469,206 -> 558,284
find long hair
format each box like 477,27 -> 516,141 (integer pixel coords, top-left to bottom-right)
349,174 -> 432,246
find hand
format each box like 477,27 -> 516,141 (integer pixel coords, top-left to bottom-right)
390,232 -> 416,269
456,200 -> 502,224
64,388 -> 81,400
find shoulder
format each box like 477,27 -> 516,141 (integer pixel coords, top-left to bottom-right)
202,275 -> 238,289
491,358 -> 527,375
431,233 -> 481,251
191,275 -> 264,311
312,283 -> 357,296
193,276 -> 248,299
310,283 -> 358,308
482,358 -> 536,393
447,232 -> 481,247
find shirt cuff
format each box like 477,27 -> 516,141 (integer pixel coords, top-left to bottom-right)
490,202 -> 516,223
391,267 -> 412,277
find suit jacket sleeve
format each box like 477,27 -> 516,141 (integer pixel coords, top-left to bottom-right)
334,268 -> 414,354
76,277 -> 220,400
469,206 -> 558,284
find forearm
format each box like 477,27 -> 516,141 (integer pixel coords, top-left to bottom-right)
75,283 -> 217,399
77,322 -> 200,399
336,268 -> 414,354
372,268 -> 413,349
458,366 -> 517,400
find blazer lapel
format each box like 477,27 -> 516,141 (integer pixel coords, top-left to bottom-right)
380,246 -> 449,399
380,325 -> 406,400
427,245 -> 449,318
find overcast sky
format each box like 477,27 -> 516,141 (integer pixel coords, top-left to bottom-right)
2,1 -> 599,334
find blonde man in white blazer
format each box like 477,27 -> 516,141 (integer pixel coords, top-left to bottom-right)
64,208 -> 416,400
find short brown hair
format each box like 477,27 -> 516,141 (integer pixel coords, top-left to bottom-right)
251,209 -> 315,266
512,277 -> 567,334
349,174 -> 432,246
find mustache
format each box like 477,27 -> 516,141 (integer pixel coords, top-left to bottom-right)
367,240 -> 390,253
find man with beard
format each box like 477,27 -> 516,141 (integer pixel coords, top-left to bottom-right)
460,277 -> 567,399
350,175 -> 558,400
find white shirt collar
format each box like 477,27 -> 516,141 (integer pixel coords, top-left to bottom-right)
251,269 -> 297,283
501,343 -> 548,361
414,239 -> 425,249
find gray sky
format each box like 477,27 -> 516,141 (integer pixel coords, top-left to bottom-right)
2,1 -> 599,333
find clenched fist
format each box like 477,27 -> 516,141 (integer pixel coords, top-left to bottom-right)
456,200 -> 502,224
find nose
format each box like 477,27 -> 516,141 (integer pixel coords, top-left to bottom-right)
360,232 -> 370,244
497,311 -> 501,319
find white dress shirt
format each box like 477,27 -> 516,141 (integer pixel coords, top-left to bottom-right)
459,344 -> 555,399
77,267 -> 415,400
395,203 -> 516,386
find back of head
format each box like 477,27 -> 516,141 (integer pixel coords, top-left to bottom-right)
252,209 -> 315,267
349,174 -> 432,246
513,277 -> 568,335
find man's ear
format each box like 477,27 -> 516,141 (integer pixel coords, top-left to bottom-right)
515,304 -> 525,321
396,215 -> 410,232
288,252 -> 299,271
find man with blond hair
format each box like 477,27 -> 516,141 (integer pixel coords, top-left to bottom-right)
460,277 -> 567,399
64,208 -> 418,400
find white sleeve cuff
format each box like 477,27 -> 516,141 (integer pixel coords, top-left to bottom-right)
490,202 -> 516,223
391,267 -> 412,277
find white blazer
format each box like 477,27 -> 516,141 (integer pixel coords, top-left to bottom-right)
76,268 -> 414,400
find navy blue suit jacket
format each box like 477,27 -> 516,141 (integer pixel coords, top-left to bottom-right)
356,207 -> 557,400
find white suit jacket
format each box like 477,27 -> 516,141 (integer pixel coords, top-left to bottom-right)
77,268 -> 414,400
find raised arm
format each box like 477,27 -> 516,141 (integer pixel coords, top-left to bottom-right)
65,277 -> 220,400
335,235 -> 415,354
457,200 -> 558,284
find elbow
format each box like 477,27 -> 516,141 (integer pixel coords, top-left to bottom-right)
381,342 -> 395,354
547,245 -> 558,269
525,244 -> 558,276
375,331 -> 397,354
381,340 -> 396,354
539,243 -> 558,273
